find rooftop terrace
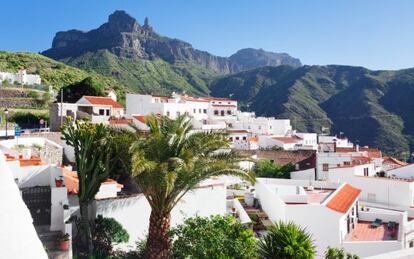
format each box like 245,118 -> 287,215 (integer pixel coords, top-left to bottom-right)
345,221 -> 398,241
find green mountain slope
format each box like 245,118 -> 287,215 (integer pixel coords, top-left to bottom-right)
0,51 -> 124,93
60,49 -> 217,95
42,11 -> 300,96
211,65 -> 414,159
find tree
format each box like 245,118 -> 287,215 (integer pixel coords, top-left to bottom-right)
61,119 -> 113,253
254,159 -> 295,179
130,115 -> 255,258
325,247 -> 359,259
257,221 -> 316,259
57,77 -> 104,103
170,215 -> 256,259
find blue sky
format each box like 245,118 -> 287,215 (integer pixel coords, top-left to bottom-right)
1,0 -> 413,70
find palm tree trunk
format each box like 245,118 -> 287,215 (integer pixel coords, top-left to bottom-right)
145,210 -> 171,259
79,201 -> 94,254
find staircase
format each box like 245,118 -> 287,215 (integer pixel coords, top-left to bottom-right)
35,225 -> 69,259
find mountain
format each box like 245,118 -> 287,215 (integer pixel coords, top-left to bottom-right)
229,48 -> 301,72
0,51 -> 123,93
210,65 -> 414,160
42,10 -> 301,95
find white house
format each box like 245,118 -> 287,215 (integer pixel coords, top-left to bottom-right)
0,69 -> 41,85
255,178 -> 407,258
49,95 -> 125,130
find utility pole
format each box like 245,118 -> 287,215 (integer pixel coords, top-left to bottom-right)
60,88 -> 63,127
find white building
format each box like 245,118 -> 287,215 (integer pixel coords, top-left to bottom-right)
255,178 -> 407,258
49,95 -> 125,131
0,69 -> 41,85
0,150 -> 48,259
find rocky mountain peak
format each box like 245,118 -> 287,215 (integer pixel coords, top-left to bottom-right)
105,10 -> 141,33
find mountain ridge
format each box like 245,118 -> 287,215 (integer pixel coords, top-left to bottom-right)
42,10 -> 301,95
210,64 -> 414,160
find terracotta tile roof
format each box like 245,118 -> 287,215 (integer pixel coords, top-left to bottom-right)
211,104 -> 237,107
352,156 -> 372,161
63,169 -> 123,194
182,96 -> 209,103
204,97 -> 235,101
4,154 -> 42,167
84,96 -> 124,109
109,118 -> 133,125
272,136 -> 300,144
383,156 -> 408,166
133,115 -> 146,124
326,184 -> 361,213
336,147 -> 382,158
247,136 -> 258,142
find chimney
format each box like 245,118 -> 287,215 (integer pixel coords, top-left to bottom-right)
356,144 -> 360,152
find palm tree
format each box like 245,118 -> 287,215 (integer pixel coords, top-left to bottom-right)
130,115 -> 255,259
257,221 -> 316,259
61,119 -> 113,254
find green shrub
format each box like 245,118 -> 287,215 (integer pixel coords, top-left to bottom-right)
8,111 -> 48,128
254,160 -> 295,179
170,215 -> 256,259
92,215 -> 129,256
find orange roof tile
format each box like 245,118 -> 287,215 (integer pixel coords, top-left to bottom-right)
84,96 -> 124,109
133,115 -> 146,124
109,118 -> 133,125
63,170 -> 123,194
204,97 -> 235,101
383,156 -> 407,166
336,147 -> 382,158
326,184 -> 361,213
4,154 -> 43,166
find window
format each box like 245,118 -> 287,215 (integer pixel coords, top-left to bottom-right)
344,161 -> 351,166
214,110 -> 219,115
410,241 -> 414,248
199,109 -> 202,113
166,111 -> 170,116
364,168 -> 369,176
193,109 -> 196,113
219,102 -> 222,104
235,137 -> 240,140
106,110 -> 110,116
269,125 -> 272,129
228,123 -> 233,128
99,109 -> 105,115
243,136 -> 247,140
258,126 -> 261,130
228,102 -> 231,104
323,164 -> 329,171
229,137 -> 233,141
220,110 -> 225,116
203,109 -> 207,114
227,110 -> 231,115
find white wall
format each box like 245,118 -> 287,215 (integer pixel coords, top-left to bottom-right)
95,184 -> 226,250
0,151 -> 48,259
387,164 -> 414,179
290,168 -> 316,180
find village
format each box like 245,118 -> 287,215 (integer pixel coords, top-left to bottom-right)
1,83 -> 414,259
